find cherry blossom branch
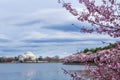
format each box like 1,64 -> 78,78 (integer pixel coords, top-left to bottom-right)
59,0 -> 120,38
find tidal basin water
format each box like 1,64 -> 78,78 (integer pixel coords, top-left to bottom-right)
0,63 -> 86,80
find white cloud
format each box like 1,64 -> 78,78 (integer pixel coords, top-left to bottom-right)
0,8 -> 78,28
22,30 -> 117,41
9,9 -> 76,26
0,34 -> 8,39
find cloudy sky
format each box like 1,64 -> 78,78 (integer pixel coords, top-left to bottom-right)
0,0 -> 119,58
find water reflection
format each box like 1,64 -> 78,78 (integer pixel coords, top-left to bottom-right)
23,70 -> 37,80
0,63 -> 86,80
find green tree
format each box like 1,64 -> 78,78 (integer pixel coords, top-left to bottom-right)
83,48 -> 89,53
38,56 -> 43,61
89,48 -> 96,53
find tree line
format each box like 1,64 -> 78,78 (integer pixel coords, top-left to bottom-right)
82,43 -> 116,53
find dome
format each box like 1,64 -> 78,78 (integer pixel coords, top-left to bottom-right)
18,51 -> 36,62
24,51 -> 36,57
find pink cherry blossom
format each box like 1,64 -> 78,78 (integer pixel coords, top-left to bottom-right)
59,0 -> 120,37
58,0 -> 120,80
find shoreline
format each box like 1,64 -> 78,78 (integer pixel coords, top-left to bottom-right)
63,62 -> 96,65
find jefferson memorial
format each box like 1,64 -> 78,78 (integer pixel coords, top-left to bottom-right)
18,51 -> 36,62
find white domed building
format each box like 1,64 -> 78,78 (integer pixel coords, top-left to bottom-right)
18,51 -> 36,62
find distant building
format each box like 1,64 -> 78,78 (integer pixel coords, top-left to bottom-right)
18,51 -> 36,62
